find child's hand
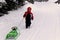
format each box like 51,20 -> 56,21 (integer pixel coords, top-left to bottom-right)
31,18 -> 33,20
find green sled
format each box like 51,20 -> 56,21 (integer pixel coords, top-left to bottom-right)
6,30 -> 18,39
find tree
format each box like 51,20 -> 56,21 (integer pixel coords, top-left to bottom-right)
27,0 -> 34,4
55,0 -> 60,4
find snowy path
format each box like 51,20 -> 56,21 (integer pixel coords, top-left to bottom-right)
17,2 -> 60,40
0,1 -> 60,40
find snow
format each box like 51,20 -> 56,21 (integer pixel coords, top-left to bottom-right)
0,0 -> 5,2
0,1 -> 60,40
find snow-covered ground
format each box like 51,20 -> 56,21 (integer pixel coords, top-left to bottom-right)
0,0 -> 5,2
0,1 -> 60,40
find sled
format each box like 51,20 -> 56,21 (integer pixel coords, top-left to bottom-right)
5,27 -> 20,40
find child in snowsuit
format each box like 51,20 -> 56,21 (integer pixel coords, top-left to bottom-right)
23,7 -> 34,29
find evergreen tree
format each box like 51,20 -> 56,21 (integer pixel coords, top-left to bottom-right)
27,0 -> 34,4
30,0 -> 34,4
55,0 -> 60,4
17,0 -> 25,6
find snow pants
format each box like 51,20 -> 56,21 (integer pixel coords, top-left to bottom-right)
25,20 -> 31,28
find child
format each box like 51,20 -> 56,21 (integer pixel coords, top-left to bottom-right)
23,7 -> 34,29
